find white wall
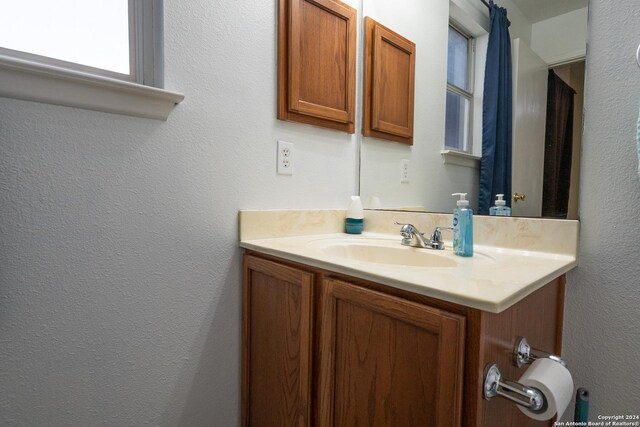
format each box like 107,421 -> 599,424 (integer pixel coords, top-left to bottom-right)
562,0 -> 640,418
0,1 -> 360,425
497,0 -> 532,45
531,7 -> 588,65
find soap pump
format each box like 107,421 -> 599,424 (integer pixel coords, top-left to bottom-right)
452,193 -> 473,257
489,194 -> 512,216
345,196 -> 364,234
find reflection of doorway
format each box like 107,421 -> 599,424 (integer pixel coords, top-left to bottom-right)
547,61 -> 584,220
511,38 -> 547,217
511,38 -> 584,219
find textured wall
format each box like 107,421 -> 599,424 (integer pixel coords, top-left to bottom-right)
0,1 -> 359,425
563,0 -> 640,418
2,0 -> 640,424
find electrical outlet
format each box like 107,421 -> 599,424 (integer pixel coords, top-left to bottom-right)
400,159 -> 410,183
277,140 -> 294,175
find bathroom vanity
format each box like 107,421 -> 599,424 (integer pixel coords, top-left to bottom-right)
239,210 -> 579,426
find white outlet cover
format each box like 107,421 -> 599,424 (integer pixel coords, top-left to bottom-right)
277,140 -> 294,175
401,159 -> 410,183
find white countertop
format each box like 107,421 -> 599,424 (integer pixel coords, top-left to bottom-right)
240,231 -> 577,313
238,209 -> 579,313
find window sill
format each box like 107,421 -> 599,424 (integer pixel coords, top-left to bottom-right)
0,55 -> 184,120
440,149 -> 481,169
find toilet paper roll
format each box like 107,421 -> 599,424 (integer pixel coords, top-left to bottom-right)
517,358 -> 574,421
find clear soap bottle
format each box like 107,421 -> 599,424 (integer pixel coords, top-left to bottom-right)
489,194 -> 512,216
452,193 -> 473,257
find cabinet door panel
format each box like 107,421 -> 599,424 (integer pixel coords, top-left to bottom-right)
242,256 -> 314,427
317,278 -> 465,427
289,0 -> 353,122
371,25 -> 415,137
278,0 -> 356,132
363,17 -> 416,144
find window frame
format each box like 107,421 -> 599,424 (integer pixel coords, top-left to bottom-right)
445,22 -> 475,154
133,0 -> 165,88
0,0 -> 181,120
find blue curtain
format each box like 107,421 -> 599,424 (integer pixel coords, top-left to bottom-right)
478,2 -> 513,215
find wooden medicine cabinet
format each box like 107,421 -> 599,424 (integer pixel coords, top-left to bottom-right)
363,17 -> 416,144
277,0 -> 357,133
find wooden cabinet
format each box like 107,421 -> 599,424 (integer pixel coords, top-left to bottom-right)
317,278 -> 465,426
363,17 -> 416,144
278,0 -> 357,133
242,252 -> 565,427
242,256 -> 314,427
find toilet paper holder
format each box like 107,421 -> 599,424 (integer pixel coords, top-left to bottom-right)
513,336 -> 566,368
483,337 -> 566,412
483,363 -> 546,412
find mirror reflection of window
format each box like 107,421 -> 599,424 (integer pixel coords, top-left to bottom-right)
445,25 -> 474,153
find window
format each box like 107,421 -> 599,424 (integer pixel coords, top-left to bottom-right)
445,24 -> 474,153
0,0 -> 163,87
0,0 -> 182,119
0,1 -> 132,79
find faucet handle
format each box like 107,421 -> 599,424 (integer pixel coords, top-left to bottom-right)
434,226 -> 453,235
432,226 -> 453,241
429,226 -> 453,249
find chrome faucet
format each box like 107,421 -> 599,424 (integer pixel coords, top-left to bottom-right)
395,222 -> 451,250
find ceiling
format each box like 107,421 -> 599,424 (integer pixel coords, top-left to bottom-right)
509,0 -> 588,23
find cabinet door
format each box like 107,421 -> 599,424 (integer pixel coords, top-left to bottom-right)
363,17 -> 416,144
278,0 -> 357,133
242,255 -> 314,427
317,278 -> 465,427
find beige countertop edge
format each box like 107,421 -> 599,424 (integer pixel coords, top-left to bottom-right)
239,239 -> 578,314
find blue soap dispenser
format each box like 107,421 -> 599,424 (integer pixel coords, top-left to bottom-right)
452,193 -> 473,257
489,194 -> 512,216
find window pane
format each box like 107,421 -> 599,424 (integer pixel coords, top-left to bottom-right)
445,91 -> 470,151
0,0 -> 130,75
447,26 -> 468,90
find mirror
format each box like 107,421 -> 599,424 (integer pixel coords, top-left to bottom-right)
359,0 -> 588,219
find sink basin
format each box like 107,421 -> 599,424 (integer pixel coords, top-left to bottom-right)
308,239 -> 459,268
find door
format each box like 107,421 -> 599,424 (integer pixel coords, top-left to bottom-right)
511,38 -> 548,217
317,278 -> 465,426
